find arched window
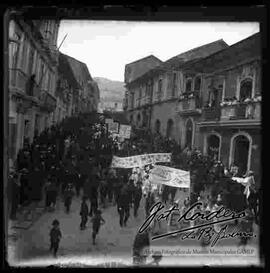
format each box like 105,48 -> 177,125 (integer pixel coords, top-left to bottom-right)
185,119 -> 193,148
207,134 -> 220,160
166,119 -> 174,138
231,134 -> 251,176
240,79 -> 252,102
137,113 -> 141,123
155,119 -> 161,133
185,79 -> 192,93
194,77 -> 201,91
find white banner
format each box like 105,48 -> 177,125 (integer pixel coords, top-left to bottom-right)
118,124 -> 131,139
111,153 -> 171,169
149,165 -> 190,188
108,122 -> 119,133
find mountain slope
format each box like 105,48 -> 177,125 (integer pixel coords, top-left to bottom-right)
93,77 -> 125,103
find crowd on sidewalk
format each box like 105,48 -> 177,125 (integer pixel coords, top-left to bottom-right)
7,112 -> 261,264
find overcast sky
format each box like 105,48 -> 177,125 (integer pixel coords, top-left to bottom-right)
57,21 -> 259,82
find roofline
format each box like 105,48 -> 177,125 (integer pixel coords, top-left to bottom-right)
127,39 -> 230,85
164,39 -> 229,63
60,52 -> 89,68
125,55 -> 163,66
183,32 -> 260,69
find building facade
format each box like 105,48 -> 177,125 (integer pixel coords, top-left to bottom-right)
62,54 -> 100,114
124,33 -> 261,186
187,33 -> 261,185
125,39 -> 228,143
8,18 -> 60,164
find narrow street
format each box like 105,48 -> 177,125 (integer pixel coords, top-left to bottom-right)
7,15 -> 262,268
8,188 -> 260,266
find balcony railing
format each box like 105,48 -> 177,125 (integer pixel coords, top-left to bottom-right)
9,68 -> 41,98
202,106 -> 221,121
220,102 -> 261,121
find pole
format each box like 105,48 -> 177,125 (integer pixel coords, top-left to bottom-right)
57,33 -> 68,51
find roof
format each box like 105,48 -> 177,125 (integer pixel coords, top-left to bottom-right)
126,55 -> 162,66
183,32 -> 261,74
127,39 -> 229,85
125,55 -> 163,84
58,53 -> 81,90
164,39 -> 228,67
61,53 -> 93,85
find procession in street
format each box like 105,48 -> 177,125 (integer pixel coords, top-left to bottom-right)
8,112 -> 260,266
6,15 -> 262,267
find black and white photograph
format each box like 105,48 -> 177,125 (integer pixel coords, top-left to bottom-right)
4,6 -> 264,268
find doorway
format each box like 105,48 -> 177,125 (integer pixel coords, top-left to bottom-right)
207,134 -> 220,160
232,134 -> 250,176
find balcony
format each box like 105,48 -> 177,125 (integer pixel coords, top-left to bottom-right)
9,68 -> 41,98
220,101 -> 261,121
176,93 -> 202,115
134,96 -> 152,109
39,90 -> 57,113
202,107 -> 221,121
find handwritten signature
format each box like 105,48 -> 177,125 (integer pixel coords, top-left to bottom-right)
139,202 -> 254,245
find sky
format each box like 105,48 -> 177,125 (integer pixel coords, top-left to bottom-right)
57,21 -> 259,82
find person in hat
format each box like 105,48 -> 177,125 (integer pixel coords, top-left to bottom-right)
90,209 -> 105,245
80,196 -> 89,230
117,183 -> 130,227
49,219 -> 62,257
63,183 -> 75,213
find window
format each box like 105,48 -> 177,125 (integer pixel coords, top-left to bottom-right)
185,79 -> 192,93
172,73 -> 177,97
44,21 -> 53,40
166,119 -> 174,138
130,92 -> 135,108
158,79 -> 163,101
139,88 -> 142,99
185,119 -> 193,149
194,77 -> 201,91
155,119 -> 161,133
9,32 -> 21,69
27,47 -> 35,75
239,79 -> 252,102
137,113 -> 141,123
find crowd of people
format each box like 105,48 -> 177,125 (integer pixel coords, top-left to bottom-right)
7,112 -> 260,264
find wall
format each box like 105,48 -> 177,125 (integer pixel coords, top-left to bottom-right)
150,101 -> 178,138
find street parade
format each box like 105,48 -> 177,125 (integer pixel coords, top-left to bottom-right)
7,16 -> 262,267
8,112 -> 261,266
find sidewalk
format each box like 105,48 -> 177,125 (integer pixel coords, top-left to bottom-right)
8,188 -> 48,242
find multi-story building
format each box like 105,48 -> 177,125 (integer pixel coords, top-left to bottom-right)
8,18 -> 60,164
123,55 -> 163,116
125,40 -> 228,139
183,32 -> 261,183
125,32 -> 261,186
62,53 -> 100,114
56,53 -> 81,121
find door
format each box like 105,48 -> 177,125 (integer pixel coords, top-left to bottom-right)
233,135 -> 250,176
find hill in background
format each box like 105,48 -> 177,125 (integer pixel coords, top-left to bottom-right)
94,77 -> 126,103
